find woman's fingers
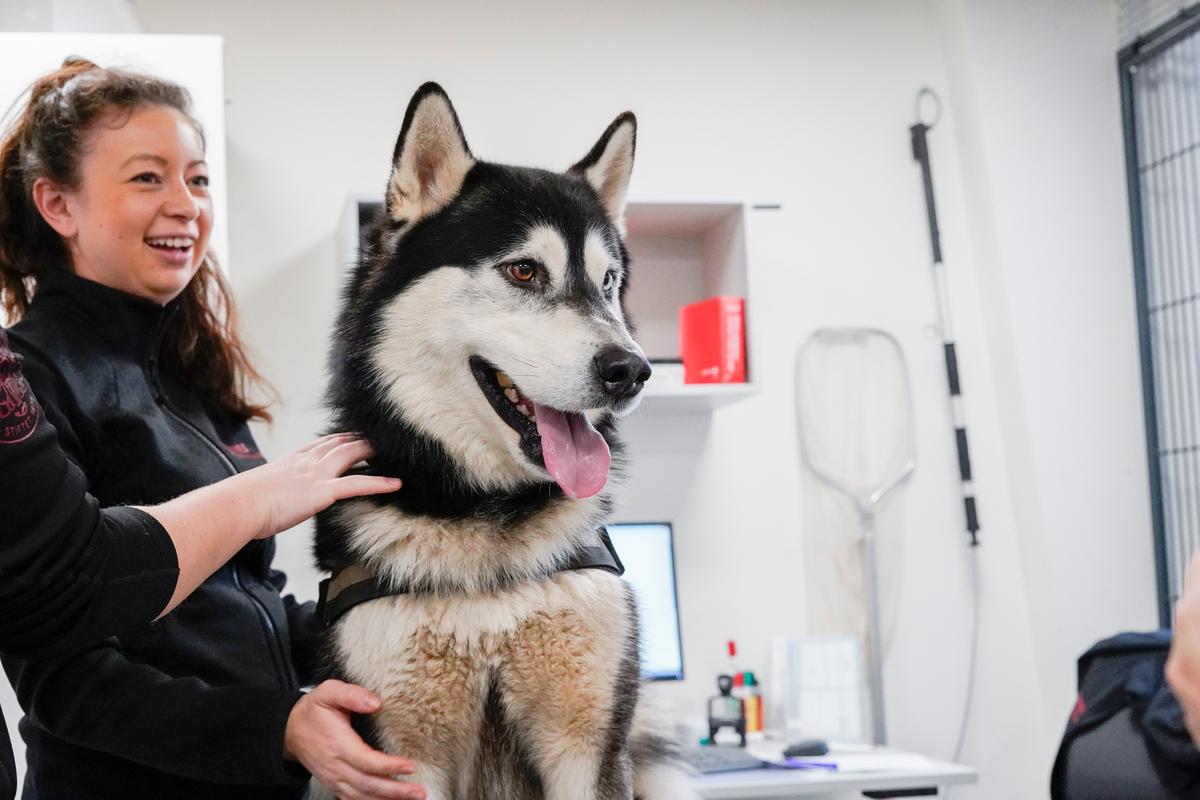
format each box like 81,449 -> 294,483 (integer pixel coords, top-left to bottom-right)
308,432 -> 367,460
310,680 -> 422,799
330,474 -> 402,501
335,771 -> 424,800
316,679 -> 381,713
323,438 -> 377,472
295,432 -> 360,457
339,734 -> 415,777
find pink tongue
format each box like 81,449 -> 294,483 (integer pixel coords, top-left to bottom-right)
533,404 -> 611,499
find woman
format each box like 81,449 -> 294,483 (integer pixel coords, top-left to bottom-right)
0,59 -> 422,800
1,324 -> 406,798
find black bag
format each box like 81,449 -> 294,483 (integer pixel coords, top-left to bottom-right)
1051,631 -> 1200,799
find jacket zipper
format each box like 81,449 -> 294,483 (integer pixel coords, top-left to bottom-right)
146,336 -> 297,691
230,560 -> 298,690
149,354 -> 238,473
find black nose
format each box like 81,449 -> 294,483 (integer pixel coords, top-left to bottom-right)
593,347 -> 652,400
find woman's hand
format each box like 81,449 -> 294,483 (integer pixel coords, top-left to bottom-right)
284,680 -> 424,800
243,433 -> 401,539
144,432 -> 400,616
1168,553 -> 1200,744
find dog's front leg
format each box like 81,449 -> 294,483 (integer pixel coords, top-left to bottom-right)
503,711 -> 634,800
338,620 -> 490,800
498,587 -> 638,800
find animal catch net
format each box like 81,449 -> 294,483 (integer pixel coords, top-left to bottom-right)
794,328 -> 915,677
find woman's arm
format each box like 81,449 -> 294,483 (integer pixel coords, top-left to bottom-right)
0,330 -> 400,650
2,331 -> 420,797
142,433 -> 399,616
0,329 -> 179,655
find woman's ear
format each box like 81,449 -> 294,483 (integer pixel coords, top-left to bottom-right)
31,177 -> 78,239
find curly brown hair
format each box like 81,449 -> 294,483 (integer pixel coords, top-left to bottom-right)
0,57 -> 274,423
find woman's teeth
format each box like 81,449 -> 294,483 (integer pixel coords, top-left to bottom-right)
146,237 -> 194,249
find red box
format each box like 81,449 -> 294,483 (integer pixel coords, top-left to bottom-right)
679,296 -> 746,383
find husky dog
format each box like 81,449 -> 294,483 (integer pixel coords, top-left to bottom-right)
313,83 -> 695,800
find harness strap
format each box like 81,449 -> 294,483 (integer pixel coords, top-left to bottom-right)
317,528 -> 624,626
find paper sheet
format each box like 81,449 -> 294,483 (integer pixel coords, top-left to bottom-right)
748,743 -> 936,773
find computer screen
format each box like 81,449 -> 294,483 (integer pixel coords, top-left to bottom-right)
605,522 -> 685,681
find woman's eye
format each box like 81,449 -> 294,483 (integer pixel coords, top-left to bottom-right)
132,172 -> 160,183
506,260 -> 538,283
190,175 -> 210,187
603,271 -> 616,293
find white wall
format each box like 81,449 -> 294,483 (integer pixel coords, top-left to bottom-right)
940,0 -> 1161,756
0,1 -> 1156,797
0,0 -> 139,33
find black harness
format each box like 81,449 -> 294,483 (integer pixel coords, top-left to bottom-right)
317,528 -> 625,625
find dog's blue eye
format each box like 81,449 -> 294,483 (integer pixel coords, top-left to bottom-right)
603,272 -> 616,294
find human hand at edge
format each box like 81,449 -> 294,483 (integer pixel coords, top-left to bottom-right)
284,680 -> 425,800
1167,552 -> 1200,744
244,433 -> 400,539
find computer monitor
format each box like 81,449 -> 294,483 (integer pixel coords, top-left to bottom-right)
605,522 -> 685,681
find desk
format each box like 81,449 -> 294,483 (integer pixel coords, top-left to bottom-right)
692,756 -> 977,799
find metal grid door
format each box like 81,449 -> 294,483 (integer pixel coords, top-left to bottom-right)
1121,8 -> 1200,625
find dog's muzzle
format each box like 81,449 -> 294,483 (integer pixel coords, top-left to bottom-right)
593,346 -> 651,402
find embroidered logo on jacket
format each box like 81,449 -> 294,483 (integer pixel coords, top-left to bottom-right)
226,441 -> 263,460
1069,693 -> 1087,724
0,343 -> 38,445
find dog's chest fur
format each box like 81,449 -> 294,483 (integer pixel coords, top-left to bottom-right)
332,567 -> 637,795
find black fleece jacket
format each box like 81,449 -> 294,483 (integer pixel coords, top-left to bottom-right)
1,270 -> 321,799
0,325 -> 180,799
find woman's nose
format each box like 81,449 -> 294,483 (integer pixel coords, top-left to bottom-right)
163,179 -> 201,220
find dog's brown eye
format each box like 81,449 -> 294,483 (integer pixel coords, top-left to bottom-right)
506,261 -> 537,283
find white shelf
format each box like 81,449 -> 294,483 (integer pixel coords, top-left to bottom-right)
623,200 -> 755,413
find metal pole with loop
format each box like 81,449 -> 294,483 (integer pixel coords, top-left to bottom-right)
910,87 -> 981,548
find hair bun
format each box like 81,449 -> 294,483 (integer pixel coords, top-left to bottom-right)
60,56 -> 99,71
26,57 -> 98,107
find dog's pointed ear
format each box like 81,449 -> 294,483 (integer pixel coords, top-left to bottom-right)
386,83 -> 475,224
569,112 -> 636,228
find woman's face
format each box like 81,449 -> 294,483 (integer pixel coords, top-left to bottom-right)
55,104 -> 212,305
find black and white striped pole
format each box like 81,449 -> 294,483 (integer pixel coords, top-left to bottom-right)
910,88 -> 981,548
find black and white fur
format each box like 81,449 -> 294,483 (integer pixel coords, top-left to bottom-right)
313,83 -> 695,799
